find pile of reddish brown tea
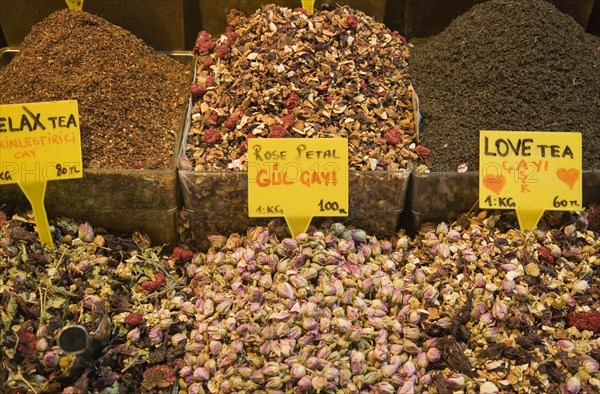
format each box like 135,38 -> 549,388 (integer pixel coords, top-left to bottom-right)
0,10 -> 190,170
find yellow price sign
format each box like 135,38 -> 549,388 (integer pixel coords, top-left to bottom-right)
301,0 -> 315,14
1,100 -> 83,247
65,0 -> 85,10
479,130 -> 582,231
248,138 -> 348,237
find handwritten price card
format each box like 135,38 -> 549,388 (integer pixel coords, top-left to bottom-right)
1,100 -> 83,247
1,100 -> 83,184
248,138 -> 348,237
479,130 -> 582,231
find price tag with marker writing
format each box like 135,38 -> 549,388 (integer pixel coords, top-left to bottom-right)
248,138 -> 348,237
1,100 -> 83,248
479,130 -> 582,231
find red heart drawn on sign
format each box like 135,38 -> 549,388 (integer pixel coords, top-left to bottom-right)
483,174 -> 506,195
556,168 -> 579,190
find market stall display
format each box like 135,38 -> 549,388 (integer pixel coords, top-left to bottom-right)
1,210 -> 599,393
0,10 -> 192,245
407,0 -> 600,231
180,5 -> 420,244
1,0 -> 599,393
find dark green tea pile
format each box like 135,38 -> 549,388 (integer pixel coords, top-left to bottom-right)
410,0 -> 600,172
0,10 -> 190,170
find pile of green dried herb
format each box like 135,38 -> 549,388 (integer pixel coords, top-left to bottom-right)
410,0 -> 600,172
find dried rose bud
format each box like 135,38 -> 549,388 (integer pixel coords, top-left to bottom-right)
492,300 -> 508,321
82,294 -> 102,309
426,347 -> 441,363
446,374 -> 465,389
290,363 -> 306,379
557,339 -> 576,352
148,326 -> 163,345
193,367 -> 210,381
297,375 -> 311,390
581,355 -> 599,373
77,259 -> 91,273
127,327 -> 141,343
398,381 -> 414,394
42,350 -> 60,368
565,376 -> 582,394
202,128 -> 221,144
77,222 -> 94,242
190,84 -> 207,99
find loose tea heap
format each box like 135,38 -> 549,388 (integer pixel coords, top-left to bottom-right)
185,5 -> 421,172
1,210 -> 599,393
410,0 -> 600,172
0,10 -> 190,170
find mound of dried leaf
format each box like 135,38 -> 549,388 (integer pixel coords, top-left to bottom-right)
0,213 -> 193,393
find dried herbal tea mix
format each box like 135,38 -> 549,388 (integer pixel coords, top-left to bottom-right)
410,0 -> 600,172
1,209 -> 599,393
185,5 -> 421,172
0,10 -> 190,170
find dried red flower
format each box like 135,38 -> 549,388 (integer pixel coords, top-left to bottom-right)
325,96 -> 334,104
215,44 -> 230,59
193,31 -> 216,55
141,273 -> 165,292
190,84 -> 207,99
281,114 -> 295,129
268,124 -> 288,138
207,113 -> 220,127
415,145 -> 431,158
17,330 -> 36,357
346,15 -> 359,30
172,247 -> 193,261
285,91 -> 300,109
224,27 -> 240,43
294,7 -> 309,15
538,246 -> 554,264
384,128 -> 403,145
568,311 -> 600,333
203,128 -> 221,144
124,312 -> 144,327
202,57 -> 214,68
223,115 -> 240,129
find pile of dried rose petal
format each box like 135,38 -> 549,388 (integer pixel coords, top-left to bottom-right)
0,209 -> 599,393
185,5 -> 423,172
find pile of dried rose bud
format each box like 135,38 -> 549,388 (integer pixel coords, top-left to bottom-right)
1,208 -> 599,393
185,4 -> 427,172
